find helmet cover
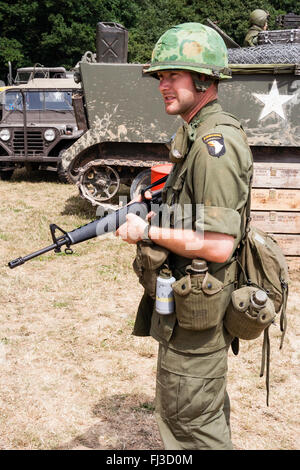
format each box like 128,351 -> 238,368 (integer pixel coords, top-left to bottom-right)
145,22 -> 231,80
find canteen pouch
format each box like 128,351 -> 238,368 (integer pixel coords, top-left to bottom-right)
172,272 -> 235,331
224,286 -> 276,340
133,242 -> 169,299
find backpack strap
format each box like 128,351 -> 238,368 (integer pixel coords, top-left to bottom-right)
237,172 -> 253,280
260,326 -> 271,406
232,159 -> 254,358
280,281 -> 288,349
240,178 -> 273,406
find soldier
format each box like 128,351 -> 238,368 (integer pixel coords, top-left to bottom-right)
244,9 -> 269,46
116,23 -> 253,450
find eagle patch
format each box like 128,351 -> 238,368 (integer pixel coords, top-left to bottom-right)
202,133 -> 226,157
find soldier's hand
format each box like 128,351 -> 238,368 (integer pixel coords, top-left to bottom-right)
115,213 -> 148,244
130,190 -> 153,204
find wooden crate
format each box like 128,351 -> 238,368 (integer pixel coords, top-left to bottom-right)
251,162 -> 300,271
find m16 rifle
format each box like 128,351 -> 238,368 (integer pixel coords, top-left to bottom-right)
8,175 -> 168,269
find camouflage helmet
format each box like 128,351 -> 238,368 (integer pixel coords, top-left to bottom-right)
249,9 -> 269,27
144,23 -> 231,80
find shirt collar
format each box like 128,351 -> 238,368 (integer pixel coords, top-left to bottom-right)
187,100 -> 222,141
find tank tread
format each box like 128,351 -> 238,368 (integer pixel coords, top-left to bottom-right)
77,158 -> 169,170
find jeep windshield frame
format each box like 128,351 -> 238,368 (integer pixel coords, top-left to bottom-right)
3,90 -> 73,113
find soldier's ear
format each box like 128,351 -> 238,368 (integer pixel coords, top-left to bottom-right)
191,73 -> 213,93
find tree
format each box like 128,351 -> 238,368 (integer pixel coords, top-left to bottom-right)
128,0 -> 300,63
0,0 -> 299,82
0,0 -> 140,79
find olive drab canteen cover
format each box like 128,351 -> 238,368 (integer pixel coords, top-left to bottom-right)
226,226 -> 289,344
225,285 -> 276,341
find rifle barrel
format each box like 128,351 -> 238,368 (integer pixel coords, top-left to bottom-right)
8,238 -> 69,269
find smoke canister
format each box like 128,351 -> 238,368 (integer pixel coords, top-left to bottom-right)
155,268 -> 176,314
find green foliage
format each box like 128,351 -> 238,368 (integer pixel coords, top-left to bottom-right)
0,37 -> 24,66
0,0 -> 140,78
127,0 -> 195,63
128,0 -> 300,63
0,0 -> 299,81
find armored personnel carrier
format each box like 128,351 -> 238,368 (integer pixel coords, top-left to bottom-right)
60,21 -> 299,267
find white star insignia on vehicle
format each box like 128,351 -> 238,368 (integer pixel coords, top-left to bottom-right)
252,79 -> 294,120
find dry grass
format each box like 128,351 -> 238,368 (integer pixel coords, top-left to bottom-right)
0,168 -> 299,450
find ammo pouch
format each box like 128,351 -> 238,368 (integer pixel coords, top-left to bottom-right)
133,242 -> 169,299
172,271 -> 236,331
224,286 -> 276,340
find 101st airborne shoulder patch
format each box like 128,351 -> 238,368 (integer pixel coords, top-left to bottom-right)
202,133 -> 226,158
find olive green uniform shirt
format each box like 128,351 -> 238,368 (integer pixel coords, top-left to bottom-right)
133,101 -> 253,354
243,25 -> 263,47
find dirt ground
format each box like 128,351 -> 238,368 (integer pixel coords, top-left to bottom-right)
0,169 -> 299,450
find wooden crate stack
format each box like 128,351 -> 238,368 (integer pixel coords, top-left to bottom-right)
251,162 -> 300,272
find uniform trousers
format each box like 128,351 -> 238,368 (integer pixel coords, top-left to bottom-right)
155,343 -> 233,450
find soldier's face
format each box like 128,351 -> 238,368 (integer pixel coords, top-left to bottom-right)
158,70 -> 200,119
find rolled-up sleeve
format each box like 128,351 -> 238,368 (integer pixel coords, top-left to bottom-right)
195,206 -> 241,238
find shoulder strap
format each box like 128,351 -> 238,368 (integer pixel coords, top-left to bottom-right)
191,111 -> 243,141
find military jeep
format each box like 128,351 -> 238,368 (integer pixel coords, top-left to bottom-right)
13,66 -> 69,85
0,77 -> 83,181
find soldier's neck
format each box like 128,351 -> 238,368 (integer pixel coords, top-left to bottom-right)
182,82 -> 218,123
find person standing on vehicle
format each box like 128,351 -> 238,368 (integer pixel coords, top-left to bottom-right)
244,9 -> 269,46
116,23 -> 252,450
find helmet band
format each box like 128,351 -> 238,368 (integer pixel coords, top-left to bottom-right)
146,61 -> 232,77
